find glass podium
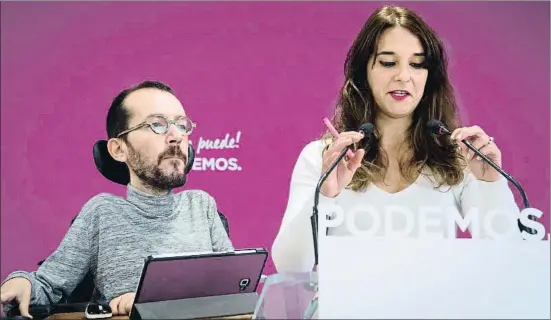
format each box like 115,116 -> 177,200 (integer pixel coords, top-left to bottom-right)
252,272 -> 318,319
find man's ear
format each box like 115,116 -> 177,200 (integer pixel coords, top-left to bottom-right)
107,138 -> 127,163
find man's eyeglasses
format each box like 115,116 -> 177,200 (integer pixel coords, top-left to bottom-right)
117,115 -> 197,138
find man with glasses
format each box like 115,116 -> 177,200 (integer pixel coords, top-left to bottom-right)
1,81 -> 234,317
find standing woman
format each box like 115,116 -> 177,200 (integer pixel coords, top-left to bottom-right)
271,5 -> 520,273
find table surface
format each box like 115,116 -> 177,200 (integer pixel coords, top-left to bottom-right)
48,312 -> 252,319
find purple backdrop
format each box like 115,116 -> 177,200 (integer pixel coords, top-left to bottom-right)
1,1 -> 549,280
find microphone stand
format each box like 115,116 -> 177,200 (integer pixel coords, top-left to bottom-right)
305,123 -> 372,319
311,147 -> 350,266
430,120 -> 537,235
304,147 -> 351,320
460,139 -> 536,234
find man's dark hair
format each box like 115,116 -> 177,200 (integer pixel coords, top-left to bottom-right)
106,80 -> 175,139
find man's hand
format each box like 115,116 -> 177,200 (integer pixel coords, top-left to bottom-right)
0,277 -> 33,318
109,292 -> 135,315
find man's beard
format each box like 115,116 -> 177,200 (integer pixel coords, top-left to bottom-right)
126,143 -> 188,191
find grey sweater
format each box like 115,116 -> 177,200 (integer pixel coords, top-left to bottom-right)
2,185 -> 234,306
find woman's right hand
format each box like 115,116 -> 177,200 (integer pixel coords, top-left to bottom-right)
320,132 -> 366,198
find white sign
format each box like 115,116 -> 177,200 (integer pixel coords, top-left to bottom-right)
317,236 -> 550,319
320,203 -> 548,241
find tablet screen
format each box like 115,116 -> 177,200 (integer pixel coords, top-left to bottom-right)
135,250 -> 267,303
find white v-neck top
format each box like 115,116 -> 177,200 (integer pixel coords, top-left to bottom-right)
271,140 -> 521,273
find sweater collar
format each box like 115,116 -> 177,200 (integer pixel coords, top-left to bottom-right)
126,184 -> 175,218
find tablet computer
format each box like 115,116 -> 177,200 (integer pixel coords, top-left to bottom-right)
133,248 -> 268,304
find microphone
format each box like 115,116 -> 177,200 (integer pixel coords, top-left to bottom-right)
427,119 -> 536,234
311,123 -> 374,268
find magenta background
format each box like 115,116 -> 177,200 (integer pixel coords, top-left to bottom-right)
1,1 -> 549,280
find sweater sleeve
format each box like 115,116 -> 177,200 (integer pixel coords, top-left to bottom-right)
2,201 -> 95,308
271,140 -> 339,273
456,172 -> 522,239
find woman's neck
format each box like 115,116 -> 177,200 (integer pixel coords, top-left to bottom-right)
375,115 -> 412,151
374,115 -> 418,188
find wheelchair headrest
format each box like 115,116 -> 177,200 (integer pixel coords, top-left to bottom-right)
93,140 -> 131,185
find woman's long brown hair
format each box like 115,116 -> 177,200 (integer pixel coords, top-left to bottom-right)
325,5 -> 466,191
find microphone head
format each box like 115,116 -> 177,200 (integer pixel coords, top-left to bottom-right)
427,119 -> 450,135
358,123 -> 374,137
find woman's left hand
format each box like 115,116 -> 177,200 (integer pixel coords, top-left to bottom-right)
451,125 -> 501,182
